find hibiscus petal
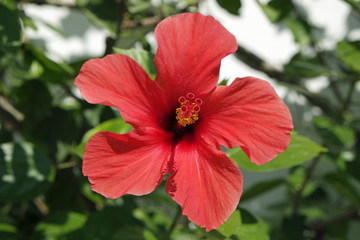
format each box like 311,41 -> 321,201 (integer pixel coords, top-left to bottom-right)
83,128 -> 172,198
197,77 -> 293,165
75,54 -> 167,128
166,136 -> 243,231
154,12 -> 237,102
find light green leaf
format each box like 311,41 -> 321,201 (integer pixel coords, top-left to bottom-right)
217,210 -> 241,237
227,132 -> 327,172
36,211 -> 87,237
76,118 -> 133,158
235,210 -> 270,240
336,41 -> 360,72
113,48 -> 157,79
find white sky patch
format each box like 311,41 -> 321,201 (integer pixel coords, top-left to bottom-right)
24,4 -> 107,62
304,76 -> 329,93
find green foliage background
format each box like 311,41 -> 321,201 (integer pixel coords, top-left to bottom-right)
1,0 -> 360,239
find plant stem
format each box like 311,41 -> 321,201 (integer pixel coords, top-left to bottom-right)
162,205 -> 182,240
292,157 -> 320,215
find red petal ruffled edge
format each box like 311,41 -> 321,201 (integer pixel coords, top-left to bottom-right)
166,136 -> 243,231
83,128 -> 173,198
75,54 -> 167,129
197,77 -> 293,165
154,12 -> 237,103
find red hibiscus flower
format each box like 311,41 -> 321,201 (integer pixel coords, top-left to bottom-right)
75,12 -> 293,231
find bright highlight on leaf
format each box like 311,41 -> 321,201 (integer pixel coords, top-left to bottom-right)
75,12 -> 293,231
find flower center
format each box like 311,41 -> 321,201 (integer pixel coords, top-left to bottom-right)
175,93 -> 203,127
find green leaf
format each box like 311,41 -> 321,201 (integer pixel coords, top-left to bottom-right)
336,41 -> 360,72
76,118 -> 133,158
324,172 -> 360,206
287,18 -> 312,47
113,48 -> 157,79
217,210 -> 241,237
235,211 -> 270,240
24,44 -> 75,82
0,3 -> 21,54
216,0 -> 242,15
0,142 -> 55,202
256,0 -> 291,23
227,132 -> 327,172
241,179 -> 284,202
36,211 -> 87,238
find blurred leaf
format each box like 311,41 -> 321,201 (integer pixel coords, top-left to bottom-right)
83,206 -> 141,240
235,214 -> 270,240
227,132 -> 327,172
128,0 -> 153,14
314,116 -> 355,151
36,211 -> 87,238
76,0 -> 121,36
324,172 -> 360,206
343,0 -> 360,14
0,142 -> 55,202
346,158 -> 360,182
337,41 -> 360,73
241,179 -> 284,202
0,3 -> 21,54
256,0 -> 291,23
216,0 -> 241,15
113,48 -> 157,79
282,214 -> 306,240
24,44 -> 75,83
76,118 -> 133,157
285,53 -> 332,78
287,18 -> 312,47
217,210 -> 241,237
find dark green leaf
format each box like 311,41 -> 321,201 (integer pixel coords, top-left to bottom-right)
0,142 -> 55,202
285,54 -> 332,78
282,215 -> 306,240
324,172 -> 360,206
241,179 -> 284,202
227,132 -> 327,172
337,41 -> 360,72
0,3 -> 21,54
256,0 -> 291,23
216,0 -> 242,15
83,206 -> 141,240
